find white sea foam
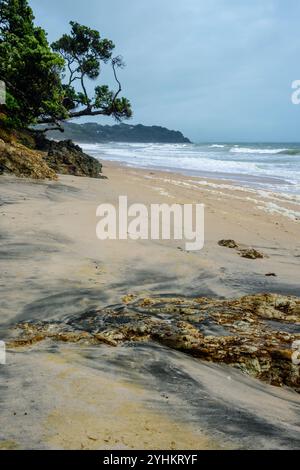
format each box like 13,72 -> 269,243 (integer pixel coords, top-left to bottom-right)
80,141 -> 300,195
229,147 -> 288,154
257,202 -> 300,220
144,171 -> 300,220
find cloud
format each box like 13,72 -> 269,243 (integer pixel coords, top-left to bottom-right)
29,0 -> 300,141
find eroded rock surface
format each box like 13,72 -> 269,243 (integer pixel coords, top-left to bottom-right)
9,293 -> 300,391
0,139 -> 56,180
39,139 -> 103,178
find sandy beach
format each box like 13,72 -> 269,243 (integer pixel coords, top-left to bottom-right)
1,162 -> 300,450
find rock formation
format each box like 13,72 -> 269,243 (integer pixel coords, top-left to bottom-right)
9,293 -> 300,391
36,137 -> 103,178
0,139 -> 57,180
0,127 -> 104,179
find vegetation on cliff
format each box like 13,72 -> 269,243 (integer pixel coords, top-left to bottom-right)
0,127 -> 103,179
46,122 -> 191,144
0,0 -> 129,178
0,0 -> 132,131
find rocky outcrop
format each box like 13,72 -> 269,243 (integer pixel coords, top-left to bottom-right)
9,293 -> 300,391
0,139 -> 57,180
0,127 -> 104,179
36,138 -> 103,178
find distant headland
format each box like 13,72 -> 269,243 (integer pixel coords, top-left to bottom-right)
46,122 -> 191,144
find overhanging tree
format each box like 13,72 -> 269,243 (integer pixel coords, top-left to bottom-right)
0,0 -> 66,128
49,21 -> 132,126
0,0 -> 132,130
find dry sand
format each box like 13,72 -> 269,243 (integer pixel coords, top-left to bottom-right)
0,162 -> 300,449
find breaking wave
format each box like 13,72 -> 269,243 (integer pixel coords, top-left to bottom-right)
80,141 -> 300,195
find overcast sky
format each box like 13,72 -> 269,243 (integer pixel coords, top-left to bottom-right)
30,0 -> 300,142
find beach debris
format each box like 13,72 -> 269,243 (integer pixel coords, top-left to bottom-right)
218,239 -> 239,249
265,273 -> 277,277
139,298 -> 155,307
218,239 -> 265,259
238,248 -> 265,259
122,294 -> 137,304
8,293 -> 300,392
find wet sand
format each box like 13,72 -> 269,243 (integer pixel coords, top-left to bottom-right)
0,162 -> 300,449
2,342 -> 300,450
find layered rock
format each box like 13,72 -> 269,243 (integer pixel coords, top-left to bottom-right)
0,139 -> 56,180
0,127 -> 104,179
9,293 -> 300,391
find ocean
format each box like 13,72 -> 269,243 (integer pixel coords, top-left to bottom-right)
80,142 -> 300,195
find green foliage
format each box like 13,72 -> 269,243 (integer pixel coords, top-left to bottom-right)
52,21 -> 132,121
0,0 -> 66,127
0,1 -> 132,129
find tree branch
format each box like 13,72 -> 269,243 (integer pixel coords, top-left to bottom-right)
80,73 -> 90,108
69,107 -> 109,118
37,107 -> 109,124
111,57 -> 123,106
31,126 -> 65,134
33,120 -> 64,133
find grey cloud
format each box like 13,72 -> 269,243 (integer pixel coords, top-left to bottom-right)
29,0 -> 300,141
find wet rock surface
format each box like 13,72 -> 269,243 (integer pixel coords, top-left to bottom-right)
9,293 -> 300,391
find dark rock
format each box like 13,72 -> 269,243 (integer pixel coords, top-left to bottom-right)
218,239 -> 266,260
218,239 -> 239,249
38,139 -> 103,178
239,248 -> 265,259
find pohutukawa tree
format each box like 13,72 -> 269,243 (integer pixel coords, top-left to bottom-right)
0,0 -> 66,128
0,0 -> 132,131
49,21 -> 132,128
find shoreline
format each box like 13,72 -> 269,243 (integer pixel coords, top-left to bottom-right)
94,158 -> 299,193
103,159 -> 300,221
79,141 -> 300,197
1,162 -> 300,449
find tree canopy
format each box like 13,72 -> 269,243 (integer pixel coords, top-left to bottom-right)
0,0 -> 132,130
